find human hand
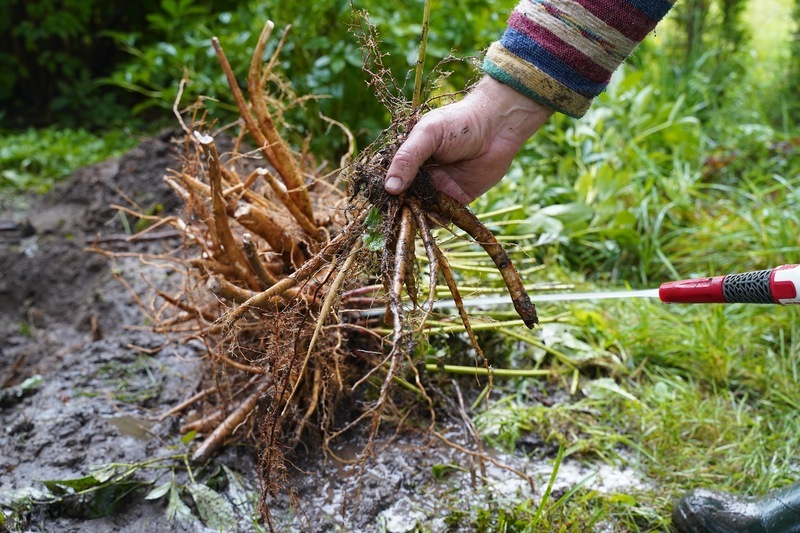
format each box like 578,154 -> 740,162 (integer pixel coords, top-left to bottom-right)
385,76 -> 553,204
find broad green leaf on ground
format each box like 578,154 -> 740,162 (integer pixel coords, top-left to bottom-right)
166,484 -> 196,524
187,482 -> 237,531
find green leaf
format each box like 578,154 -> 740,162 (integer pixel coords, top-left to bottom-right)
89,464 -> 126,484
364,207 -> 382,229
144,481 -> 172,501
517,211 -> 565,237
362,208 -> 387,251
539,202 -> 594,231
222,465 -> 253,513
42,475 -> 102,495
18,374 -> 43,391
166,484 -> 195,524
181,430 -> 197,445
431,463 -> 461,480
606,493 -> 638,506
187,483 -> 237,531
85,481 -> 144,518
584,378 -> 639,403
363,230 -> 387,252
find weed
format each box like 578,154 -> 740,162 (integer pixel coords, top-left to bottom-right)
4,1 -> 799,531
0,127 -> 137,193
0,454 -> 260,531
90,354 -> 164,404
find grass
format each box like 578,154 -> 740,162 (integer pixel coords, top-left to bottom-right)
746,0 -> 795,68
0,127 -> 139,194
456,298 -> 800,530
435,4 -> 800,529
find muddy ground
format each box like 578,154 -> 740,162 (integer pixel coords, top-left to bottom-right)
0,135 -> 645,532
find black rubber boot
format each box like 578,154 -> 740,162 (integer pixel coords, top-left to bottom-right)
673,482 -> 800,533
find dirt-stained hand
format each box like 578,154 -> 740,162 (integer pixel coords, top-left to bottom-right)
385,76 -> 553,204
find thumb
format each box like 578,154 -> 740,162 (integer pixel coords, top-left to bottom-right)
385,122 -> 440,195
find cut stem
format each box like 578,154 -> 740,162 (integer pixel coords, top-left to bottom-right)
247,20 -> 315,222
234,203 -> 305,267
242,233 -> 280,288
191,377 -> 273,463
412,0 -> 433,109
195,132 -> 257,288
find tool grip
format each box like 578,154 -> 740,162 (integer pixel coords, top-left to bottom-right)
659,264 -> 800,305
722,269 -> 774,304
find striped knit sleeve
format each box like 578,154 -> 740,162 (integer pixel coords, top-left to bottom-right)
483,0 -> 676,118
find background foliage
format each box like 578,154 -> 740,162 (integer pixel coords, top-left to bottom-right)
3,0 -> 798,192
1,0 -> 503,143
2,0 -> 797,153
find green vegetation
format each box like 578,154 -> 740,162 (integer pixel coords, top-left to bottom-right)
0,0 -> 505,191
434,1 -> 800,530
0,453 -> 260,530
0,127 -> 138,193
2,0 -> 799,531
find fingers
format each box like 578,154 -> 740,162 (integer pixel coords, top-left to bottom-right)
385,120 -> 441,195
430,169 -> 473,205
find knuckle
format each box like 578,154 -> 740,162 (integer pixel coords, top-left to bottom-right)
391,149 -> 417,168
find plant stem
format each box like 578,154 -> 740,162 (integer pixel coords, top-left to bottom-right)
424,364 -> 554,378
412,0 -> 432,108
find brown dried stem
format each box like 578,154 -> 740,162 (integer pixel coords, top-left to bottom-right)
195,132 -> 259,289
211,37 -> 316,233
392,206 -> 416,307
156,290 -> 216,322
432,243 -> 489,385
256,168 -> 321,240
182,409 -> 226,434
242,233 -> 280,288
159,387 -> 216,422
208,275 -> 257,304
191,377 -> 273,463
235,204 -> 305,267
407,199 -> 439,326
248,21 -> 315,222
223,209 -> 367,325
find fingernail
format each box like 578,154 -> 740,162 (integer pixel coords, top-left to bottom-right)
385,176 -> 403,193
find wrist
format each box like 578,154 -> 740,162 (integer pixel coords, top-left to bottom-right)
467,75 -> 553,145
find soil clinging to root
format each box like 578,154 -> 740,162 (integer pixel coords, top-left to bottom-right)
95,20 -> 544,526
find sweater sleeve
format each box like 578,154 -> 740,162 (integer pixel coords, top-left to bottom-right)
483,0 -> 676,118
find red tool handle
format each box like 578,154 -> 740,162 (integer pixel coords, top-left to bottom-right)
659,264 -> 800,305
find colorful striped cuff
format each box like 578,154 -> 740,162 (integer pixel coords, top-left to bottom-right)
484,42 -> 593,117
484,0 -> 675,118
